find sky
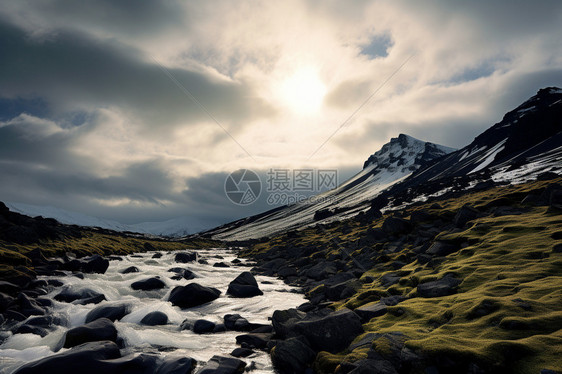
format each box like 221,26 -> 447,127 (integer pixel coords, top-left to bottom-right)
1,0 -> 561,231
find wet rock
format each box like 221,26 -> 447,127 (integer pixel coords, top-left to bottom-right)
197,355 -> 246,374
76,294 -> 106,305
295,308 -> 364,353
55,288 -> 105,304
271,337 -> 315,374
213,262 -> 230,268
152,252 -> 163,259
140,311 -> 168,326
13,324 -> 48,337
168,283 -> 221,309
156,356 -> 196,374
417,275 -> 461,298
380,273 -> 401,287
85,304 -> 129,323
224,314 -> 251,331
63,318 -> 118,348
174,252 -> 197,263
235,333 -> 272,349
193,319 -> 216,334
131,277 -> 166,291
0,292 -> 14,312
13,341 -> 121,374
227,272 -> 263,298
120,266 -> 139,274
25,315 -> 64,328
230,347 -> 254,358
17,293 -> 46,317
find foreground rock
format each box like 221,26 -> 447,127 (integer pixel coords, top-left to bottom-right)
63,318 -> 118,348
294,308 -> 364,353
131,277 -> 166,291
140,311 -> 168,326
168,283 -> 221,309
227,272 -> 263,298
197,355 -> 246,374
14,341 -> 121,374
271,337 -> 316,374
85,304 -> 130,323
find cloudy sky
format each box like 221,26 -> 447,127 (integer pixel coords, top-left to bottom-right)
1,0 -> 561,230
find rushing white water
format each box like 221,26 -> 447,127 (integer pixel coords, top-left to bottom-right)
0,249 -> 306,373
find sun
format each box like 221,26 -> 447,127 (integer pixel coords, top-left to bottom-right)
277,67 -> 327,115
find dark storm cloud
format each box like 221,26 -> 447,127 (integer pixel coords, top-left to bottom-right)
2,0 -> 186,39
0,19 -> 273,132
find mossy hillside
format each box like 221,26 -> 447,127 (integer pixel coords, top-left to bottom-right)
246,178 -> 562,373
0,229 -> 222,281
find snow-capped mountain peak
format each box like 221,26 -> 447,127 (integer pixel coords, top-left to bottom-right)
363,133 -> 455,170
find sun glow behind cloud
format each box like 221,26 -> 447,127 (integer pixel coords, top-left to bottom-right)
275,67 -> 327,115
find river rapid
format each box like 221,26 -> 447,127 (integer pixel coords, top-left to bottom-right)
0,248 -> 306,373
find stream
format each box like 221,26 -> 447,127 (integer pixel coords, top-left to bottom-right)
0,248 -> 306,373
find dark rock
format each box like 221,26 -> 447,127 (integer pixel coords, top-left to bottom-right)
271,337 -> 315,374
294,308 -> 364,353
409,210 -> 437,224
63,318 -> 118,348
426,241 -> 460,257
25,315 -> 62,328
305,261 -> 337,281
197,355 -> 246,374
144,242 -> 157,251
55,288 -> 105,303
271,309 -> 305,339
120,266 -> 139,274
156,357 -> 196,374
17,293 -> 46,317
47,279 -> 64,287
354,302 -> 388,322
85,304 -> 129,323
0,292 -> 14,312
76,294 -> 106,305
14,324 -> 48,337
235,333 -> 271,349
175,252 -> 197,263
13,341 -> 121,374
382,217 -> 413,235
417,275 -> 461,298
4,310 -> 27,322
454,205 -> 480,228
193,319 -> 216,334
224,314 -> 251,331
231,258 -> 242,264
348,359 -> 398,374
213,262 -> 230,268
140,311 -> 168,326
227,272 -> 263,298
0,281 -> 21,295
380,273 -> 401,287
81,255 -> 110,274
168,283 -> 221,309
131,277 -> 166,291
152,252 -> 163,259
230,347 -> 254,358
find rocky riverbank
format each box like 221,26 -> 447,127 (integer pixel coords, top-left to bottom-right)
239,177 -> 562,374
